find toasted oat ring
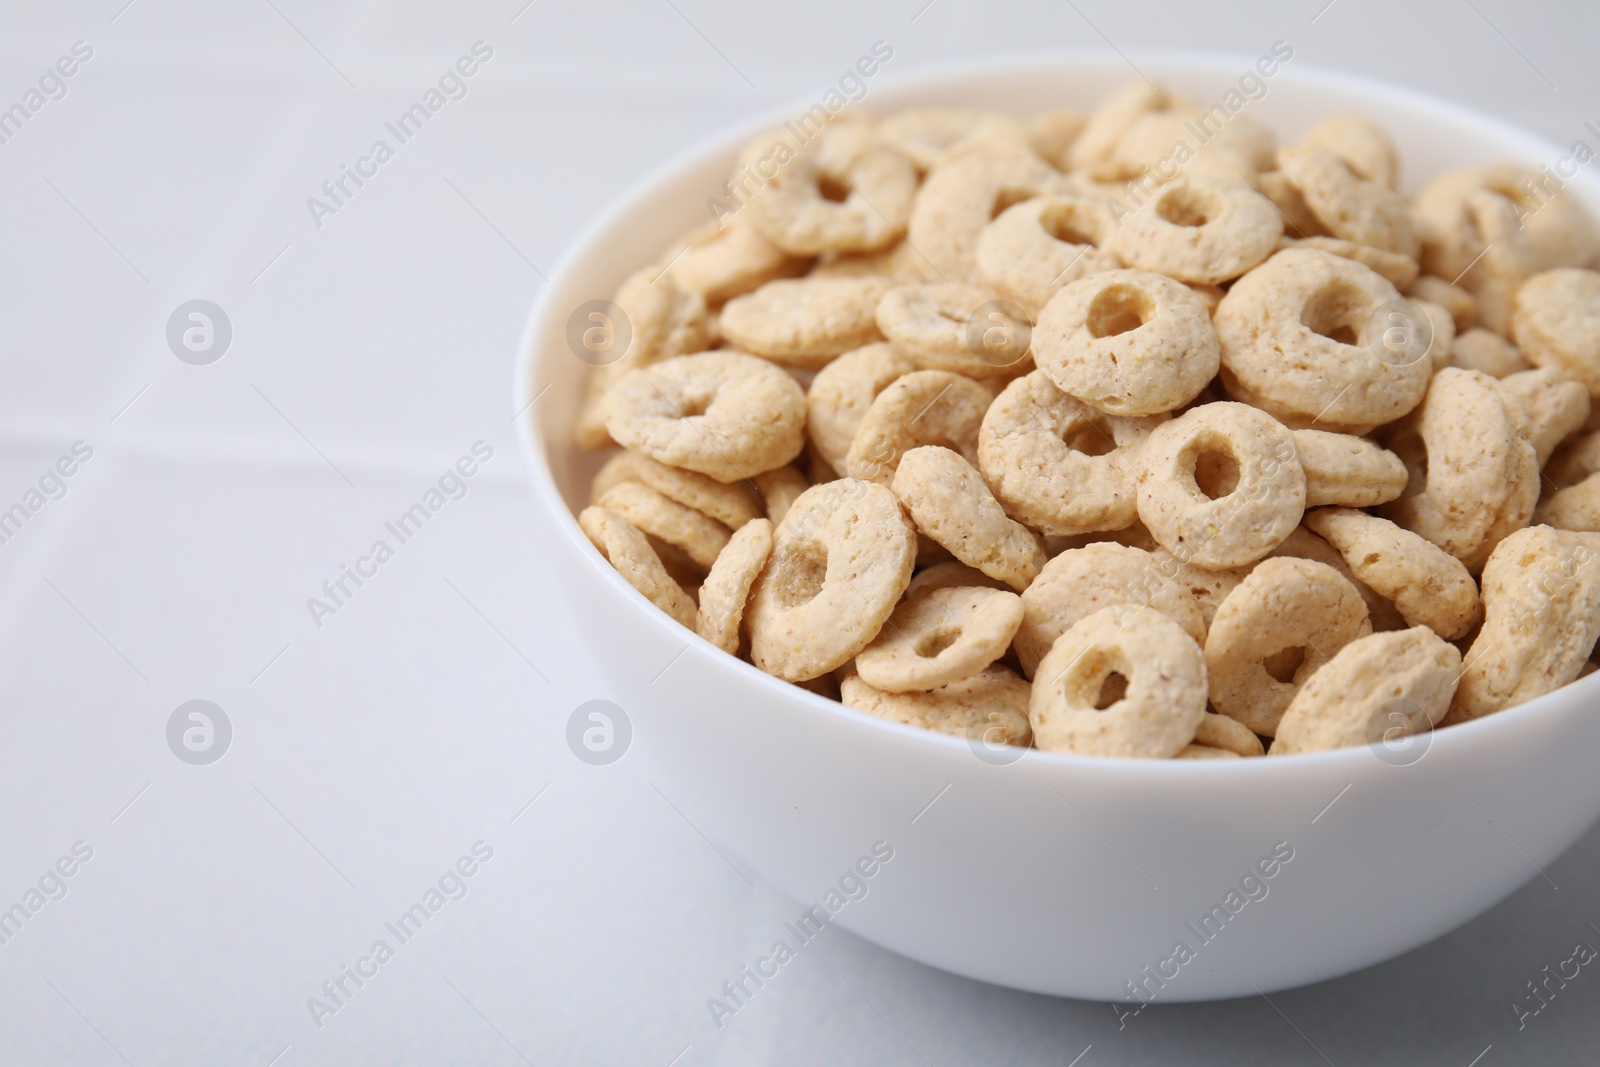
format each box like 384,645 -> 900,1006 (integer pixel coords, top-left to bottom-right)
978,370 -> 1162,536
1379,367 -> 1540,571
1106,178 -> 1283,285
875,283 -> 1030,378
752,465 -> 809,525
806,342 -> 919,472
855,585 -> 1024,692
906,146 -> 1065,284
976,196 -> 1122,315
1033,269 -> 1219,417
891,446 -> 1046,591
1255,169 -> 1327,239
1535,475 -> 1600,532
695,518 -> 774,654
1304,507 -> 1482,640
604,351 -> 806,483
591,450 -> 761,530
1204,556 -> 1372,736
1277,145 -> 1419,258
1194,711 -> 1265,757
1409,275 -> 1478,332
1297,112 -> 1400,189
1512,269 -> 1600,398
1029,606 -> 1207,759
1067,80 -> 1177,171
841,665 -> 1033,747
1105,112 -> 1277,183
1214,249 -> 1430,433
906,560 -> 1012,595
1026,109 -> 1088,170
579,506 -> 697,629
1499,368 -> 1591,465
1136,402 -> 1306,571
1290,429 -> 1408,508
1015,542 -> 1205,677
1282,236 -> 1418,290
1271,627 -> 1460,755
719,276 -> 889,367
740,123 -> 917,255
845,370 -> 992,485
659,218 -> 809,307
746,479 -> 916,680
595,482 -> 730,571
879,107 -> 1031,171
1449,328 -> 1530,378
1268,525 -> 1406,632
1148,548 -> 1248,631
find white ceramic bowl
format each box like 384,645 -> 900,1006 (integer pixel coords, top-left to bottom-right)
515,53 -> 1600,1001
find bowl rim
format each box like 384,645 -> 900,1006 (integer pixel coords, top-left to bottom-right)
514,48 -> 1600,774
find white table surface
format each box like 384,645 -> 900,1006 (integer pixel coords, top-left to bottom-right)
3,1 -> 1599,1063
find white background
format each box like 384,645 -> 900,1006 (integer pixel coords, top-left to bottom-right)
2,1 -> 1599,1064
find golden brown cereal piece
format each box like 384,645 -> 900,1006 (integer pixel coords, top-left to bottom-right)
1408,274 -> 1478,333
1254,169 -> 1328,239
695,518 -> 774,653
891,446 -> 1046,591
1449,327 -> 1531,378
579,506 -> 697,629
1511,268 -> 1600,398
1068,80 -> 1179,171
1271,627 -> 1460,755
841,665 -> 1032,747
875,283 -> 1031,378
1176,744 -> 1241,759
1034,269 -> 1220,416
575,270 -> 715,450
595,481 -> 731,570
1415,298 -> 1458,373
1268,524 -> 1406,632
1535,475 -> 1600,532
1194,711 -> 1266,756
1379,368 -> 1540,571
1030,606 -> 1207,759
978,370 -> 1162,536
855,585 -> 1024,692
742,123 -> 917,255
605,351 -> 807,483
590,450 -> 762,530
1500,368 -> 1591,465
1304,507 -> 1482,640
1015,542 -> 1205,677
1136,402 -> 1306,571
976,196 -> 1122,315
1148,548 -> 1247,630
1280,236 -> 1419,290
806,342 -> 919,473
879,107 -> 1031,171
1277,145 -> 1419,258
906,145 -> 1065,283
719,275 -> 889,367
1106,178 -> 1283,285
1448,526 -> 1600,722
845,370 -> 992,485
746,479 -> 916,681
1214,249 -> 1430,433
660,219 -> 810,307
906,560 -> 1012,595
1027,109 -> 1088,170
1105,112 -> 1277,182
1204,557 -> 1372,736
1297,112 -> 1399,189
1290,429 -> 1409,507
753,465 -> 809,525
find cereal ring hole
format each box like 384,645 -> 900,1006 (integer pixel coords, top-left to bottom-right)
770,538 -> 829,608
1154,184 -> 1218,228
1262,645 -> 1307,683
913,626 -> 962,659
1039,202 -> 1099,246
1063,416 -> 1118,457
1087,284 -> 1155,339
817,174 -> 852,203
991,187 -> 1037,220
1194,448 -> 1241,499
1301,280 -> 1372,347
1095,670 -> 1129,709
1056,645 -> 1134,710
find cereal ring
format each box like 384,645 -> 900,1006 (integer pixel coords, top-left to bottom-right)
879,107 -> 1031,171
1136,402 -> 1306,571
579,506 -> 697,629
595,481 -> 730,570
875,283 -> 1032,378
1281,236 -> 1419,290
719,275 -> 889,367
806,342 -> 919,472
660,218 -> 809,306
1105,113 -> 1277,182
1214,248 -> 1430,433
1277,145 -> 1419,258
1304,507 -> 1482,640
1204,557 -> 1372,736
1068,80 -> 1179,171
855,585 -> 1024,692
906,146 -> 1064,283
604,351 -> 807,483
753,465 -> 809,525
845,370 -> 992,485
1253,169 -> 1327,239
1033,269 -> 1220,415
1448,525 -> 1600,722
695,518 -> 774,653
906,560 -> 1012,595
1296,112 -> 1399,189
1290,429 -> 1408,507
1015,542 -> 1205,677
1378,368 -> 1539,571
1105,178 -> 1283,285
742,123 -> 917,255
1415,298 -> 1457,372
1408,274 -> 1477,332
1512,269 -> 1600,398
891,446 -> 1046,591
1268,525 -> 1406,632
1029,606 -> 1207,759
1148,548 -> 1247,629
976,196 -> 1122,315
841,665 -> 1032,747
1026,109 -> 1088,170
1535,476 -> 1600,532
1194,711 -> 1266,757
746,479 -> 916,680
1176,744 -> 1240,759
1500,368 -> 1591,465
1450,328 -> 1531,379
1271,627 -> 1460,755
978,370 -> 1163,536
591,450 -> 762,530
